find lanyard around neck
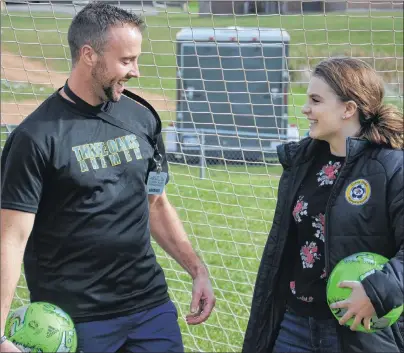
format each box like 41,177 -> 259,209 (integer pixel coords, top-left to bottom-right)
63,80 -> 104,114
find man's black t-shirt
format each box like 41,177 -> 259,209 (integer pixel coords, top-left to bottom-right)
1,90 -> 170,322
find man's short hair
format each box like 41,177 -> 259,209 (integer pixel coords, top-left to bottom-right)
68,1 -> 145,66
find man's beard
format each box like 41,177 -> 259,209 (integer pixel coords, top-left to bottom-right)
91,61 -> 119,102
103,85 -> 116,102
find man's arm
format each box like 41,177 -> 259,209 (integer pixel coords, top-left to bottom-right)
1,128 -> 46,351
1,209 -> 35,345
148,192 -> 215,324
149,192 -> 206,278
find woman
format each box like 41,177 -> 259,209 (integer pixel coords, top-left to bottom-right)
242,57 -> 403,353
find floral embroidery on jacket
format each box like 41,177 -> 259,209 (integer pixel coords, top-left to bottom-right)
317,161 -> 342,186
312,213 -> 325,242
300,241 -> 321,268
293,196 -> 308,223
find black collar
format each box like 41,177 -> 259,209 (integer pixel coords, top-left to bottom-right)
279,137 -> 370,168
62,80 -> 105,115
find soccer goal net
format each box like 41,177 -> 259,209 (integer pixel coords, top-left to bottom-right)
1,0 -> 402,351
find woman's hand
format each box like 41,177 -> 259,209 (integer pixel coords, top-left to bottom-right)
329,280 -> 376,331
1,340 -> 22,352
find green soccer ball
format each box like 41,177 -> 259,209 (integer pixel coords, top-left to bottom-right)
4,302 -> 77,352
327,252 -> 403,333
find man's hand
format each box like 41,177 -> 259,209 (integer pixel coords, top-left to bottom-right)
186,273 -> 216,325
329,280 -> 376,331
1,340 -> 21,352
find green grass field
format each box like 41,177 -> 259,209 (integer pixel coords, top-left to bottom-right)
1,4 -> 403,352
2,7 -> 402,127
2,8 -> 403,93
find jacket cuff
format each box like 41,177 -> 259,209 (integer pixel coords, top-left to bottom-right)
361,277 -> 388,318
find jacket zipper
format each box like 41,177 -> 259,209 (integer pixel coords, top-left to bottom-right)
324,140 -> 351,279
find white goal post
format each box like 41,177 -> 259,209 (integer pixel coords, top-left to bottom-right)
1,0 -> 403,351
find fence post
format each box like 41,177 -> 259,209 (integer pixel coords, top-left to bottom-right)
199,131 -> 206,179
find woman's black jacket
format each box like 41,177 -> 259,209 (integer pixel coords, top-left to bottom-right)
242,137 -> 403,353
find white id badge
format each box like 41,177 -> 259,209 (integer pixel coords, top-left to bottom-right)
147,172 -> 168,195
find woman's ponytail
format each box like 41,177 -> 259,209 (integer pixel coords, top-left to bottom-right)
359,104 -> 403,150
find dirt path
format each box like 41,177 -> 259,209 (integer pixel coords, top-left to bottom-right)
1,51 -> 176,125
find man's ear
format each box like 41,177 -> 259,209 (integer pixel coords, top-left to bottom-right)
80,45 -> 98,67
344,100 -> 358,120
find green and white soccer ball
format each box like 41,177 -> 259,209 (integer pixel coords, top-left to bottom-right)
5,302 -> 77,352
327,252 -> 403,333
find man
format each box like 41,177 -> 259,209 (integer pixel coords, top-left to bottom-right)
0,2 -> 215,352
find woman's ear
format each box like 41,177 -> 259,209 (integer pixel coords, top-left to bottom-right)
344,100 -> 358,120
